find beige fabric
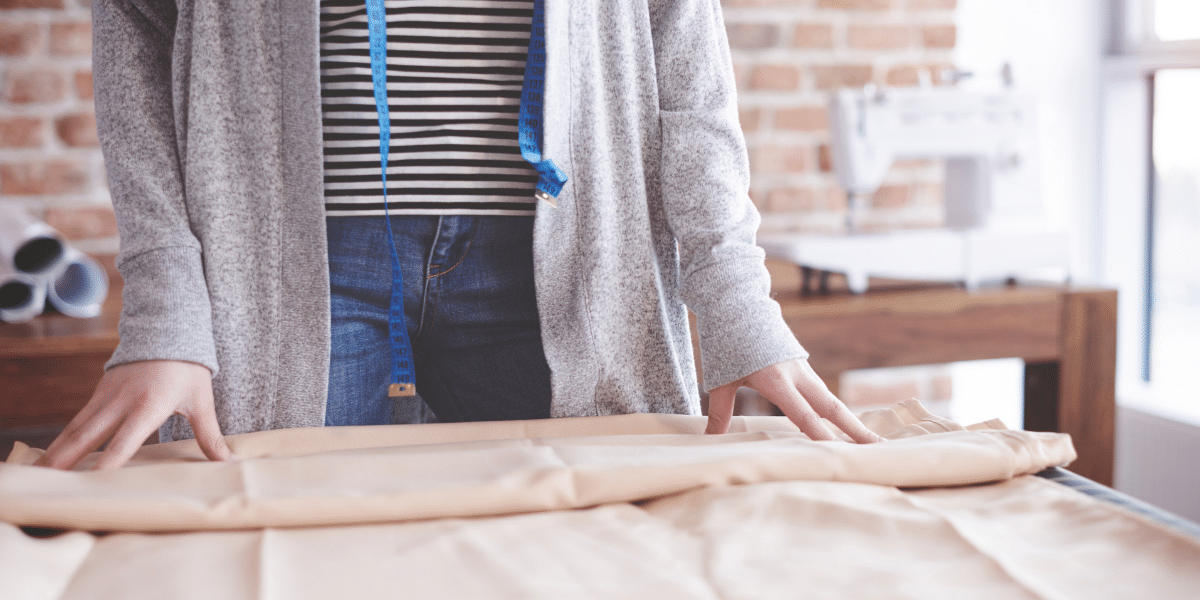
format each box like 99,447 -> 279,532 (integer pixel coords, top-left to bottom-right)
5,478 -> 1199,599
3,401 -> 1198,599
0,401 -> 1072,532
0,523 -> 93,600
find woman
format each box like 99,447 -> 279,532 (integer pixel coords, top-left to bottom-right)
37,0 -> 880,471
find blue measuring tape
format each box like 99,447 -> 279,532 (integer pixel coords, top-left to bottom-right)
518,0 -> 567,202
365,0 -> 564,398
365,0 -> 416,398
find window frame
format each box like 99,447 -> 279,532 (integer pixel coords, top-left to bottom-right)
1131,0 -> 1200,49
1100,0 -> 1200,423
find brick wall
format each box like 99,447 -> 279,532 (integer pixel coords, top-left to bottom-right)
0,0 -> 113,254
724,0 -> 957,233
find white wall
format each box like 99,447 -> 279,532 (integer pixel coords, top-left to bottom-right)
955,0 -> 1106,281
1116,405 -> 1200,522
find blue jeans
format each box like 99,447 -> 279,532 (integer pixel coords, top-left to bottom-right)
325,215 -> 552,426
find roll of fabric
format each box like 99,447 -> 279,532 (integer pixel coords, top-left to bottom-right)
45,246 -> 108,319
0,201 -> 108,323
0,264 -> 45,324
0,201 -> 65,280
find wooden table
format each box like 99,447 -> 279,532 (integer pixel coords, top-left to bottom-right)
756,261 -> 1118,485
1,258 -> 1118,485
0,256 -> 120,435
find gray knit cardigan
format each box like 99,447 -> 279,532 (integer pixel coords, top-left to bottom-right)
95,0 -> 807,441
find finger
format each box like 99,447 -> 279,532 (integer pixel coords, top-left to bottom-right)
88,387 -> 179,470
35,382 -> 115,468
705,384 -> 738,435
760,381 -> 838,442
187,395 -> 234,463
35,397 -> 126,471
795,377 -> 885,444
91,414 -> 163,470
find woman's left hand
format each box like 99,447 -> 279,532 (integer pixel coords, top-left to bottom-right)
705,358 -> 885,443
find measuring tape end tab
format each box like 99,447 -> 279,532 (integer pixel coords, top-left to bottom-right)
534,189 -> 558,208
388,383 -> 417,397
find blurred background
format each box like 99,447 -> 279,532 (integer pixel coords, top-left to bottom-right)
0,0 -> 1197,519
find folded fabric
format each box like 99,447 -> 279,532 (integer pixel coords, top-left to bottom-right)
5,401 -> 1200,600
0,401 -> 1074,532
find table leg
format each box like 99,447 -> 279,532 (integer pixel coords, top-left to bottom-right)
1022,290 -> 1117,486
1024,360 -> 1060,432
1057,289 -> 1118,486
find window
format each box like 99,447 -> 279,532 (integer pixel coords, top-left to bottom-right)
1152,0 -> 1200,42
1102,0 -> 1200,422
1148,69 -> 1200,410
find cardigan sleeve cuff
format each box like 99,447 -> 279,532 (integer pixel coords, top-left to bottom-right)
687,258 -> 809,392
105,246 -> 219,375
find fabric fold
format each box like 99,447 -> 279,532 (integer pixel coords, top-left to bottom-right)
0,402 -> 1074,532
0,523 -> 95,600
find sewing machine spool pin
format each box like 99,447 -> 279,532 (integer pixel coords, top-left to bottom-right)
845,192 -> 861,234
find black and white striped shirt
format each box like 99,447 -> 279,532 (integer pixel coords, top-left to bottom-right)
319,0 -> 540,217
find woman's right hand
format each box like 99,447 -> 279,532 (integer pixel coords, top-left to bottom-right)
34,360 -> 235,471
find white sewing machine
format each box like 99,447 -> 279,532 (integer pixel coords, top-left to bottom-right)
758,85 -> 1070,294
